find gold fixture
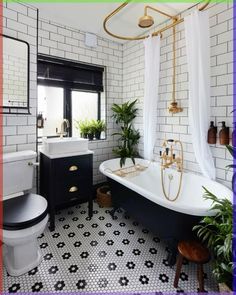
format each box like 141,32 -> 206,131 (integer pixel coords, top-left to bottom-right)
103,2 -> 210,41
138,15 -> 154,29
114,163 -> 148,178
57,119 -> 70,139
69,165 -> 78,172
160,139 -> 183,202
168,25 -> 183,114
138,5 -> 176,28
69,186 -> 78,193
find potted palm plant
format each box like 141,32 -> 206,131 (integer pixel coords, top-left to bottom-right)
193,187 -> 233,292
112,99 -> 140,167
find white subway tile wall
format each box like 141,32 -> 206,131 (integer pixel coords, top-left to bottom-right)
3,2 -> 233,187
3,2 -> 37,154
3,3 -> 123,184
123,2 -> 233,187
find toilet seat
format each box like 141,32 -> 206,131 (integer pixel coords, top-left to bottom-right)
3,193 -> 48,231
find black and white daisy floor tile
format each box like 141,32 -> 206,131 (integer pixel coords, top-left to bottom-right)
4,201 -> 218,293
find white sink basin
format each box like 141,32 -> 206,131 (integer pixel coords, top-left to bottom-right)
42,137 -> 89,155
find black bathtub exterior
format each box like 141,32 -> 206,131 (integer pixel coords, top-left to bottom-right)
108,177 -> 201,265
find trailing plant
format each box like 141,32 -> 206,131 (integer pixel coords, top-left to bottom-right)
193,187 -> 233,288
112,99 -> 140,167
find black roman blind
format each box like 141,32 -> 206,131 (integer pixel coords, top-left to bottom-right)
38,55 -> 104,92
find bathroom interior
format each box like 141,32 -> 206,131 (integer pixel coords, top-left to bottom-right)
2,1 -> 234,293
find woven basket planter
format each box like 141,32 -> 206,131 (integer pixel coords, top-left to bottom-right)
96,185 -> 112,207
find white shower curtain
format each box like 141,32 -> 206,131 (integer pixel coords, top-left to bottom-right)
143,35 -> 161,160
185,11 -> 216,180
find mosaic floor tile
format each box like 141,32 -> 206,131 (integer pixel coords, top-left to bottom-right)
3,201 -> 218,293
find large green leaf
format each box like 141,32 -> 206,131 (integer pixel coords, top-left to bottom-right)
193,187 -> 232,286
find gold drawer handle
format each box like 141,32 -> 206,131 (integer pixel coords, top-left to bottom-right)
69,165 -> 78,171
69,186 -> 78,193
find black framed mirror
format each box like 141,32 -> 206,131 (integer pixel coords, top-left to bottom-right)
2,35 -> 30,114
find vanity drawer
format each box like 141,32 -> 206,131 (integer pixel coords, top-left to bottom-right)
53,179 -> 91,205
53,154 -> 92,180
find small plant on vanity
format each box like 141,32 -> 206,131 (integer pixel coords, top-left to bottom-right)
90,119 -> 106,140
112,99 -> 140,167
193,187 -> 233,291
75,119 -> 90,138
75,119 -> 106,140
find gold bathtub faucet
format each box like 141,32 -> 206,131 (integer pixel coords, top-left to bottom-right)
160,139 -> 184,202
160,139 -> 183,172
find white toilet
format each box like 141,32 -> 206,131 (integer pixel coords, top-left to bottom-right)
3,150 -> 48,276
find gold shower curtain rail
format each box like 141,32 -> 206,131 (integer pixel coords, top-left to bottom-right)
103,1 -> 210,41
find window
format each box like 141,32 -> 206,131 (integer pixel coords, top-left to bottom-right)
38,85 -> 64,137
37,55 -> 105,139
72,91 -> 99,137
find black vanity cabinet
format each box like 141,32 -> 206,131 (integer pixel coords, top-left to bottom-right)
40,152 -> 93,231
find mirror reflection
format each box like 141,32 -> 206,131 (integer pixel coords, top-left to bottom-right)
3,36 -> 29,108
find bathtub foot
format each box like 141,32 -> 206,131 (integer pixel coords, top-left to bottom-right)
110,207 -> 118,220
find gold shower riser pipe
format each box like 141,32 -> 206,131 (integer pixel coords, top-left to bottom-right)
144,5 -> 177,20
103,1 -> 210,41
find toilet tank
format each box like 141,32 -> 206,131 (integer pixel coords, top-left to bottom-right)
3,150 -> 37,197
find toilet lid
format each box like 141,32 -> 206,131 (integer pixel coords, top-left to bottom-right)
3,193 -> 48,230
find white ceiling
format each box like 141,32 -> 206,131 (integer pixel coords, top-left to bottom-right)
35,3 -> 195,43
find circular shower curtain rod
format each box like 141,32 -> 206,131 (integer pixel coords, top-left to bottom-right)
103,1 -> 211,41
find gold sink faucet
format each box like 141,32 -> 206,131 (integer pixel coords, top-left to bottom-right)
56,119 -> 70,139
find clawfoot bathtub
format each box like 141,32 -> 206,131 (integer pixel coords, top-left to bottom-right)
99,158 -> 232,265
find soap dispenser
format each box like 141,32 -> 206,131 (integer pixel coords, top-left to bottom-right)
219,121 -> 229,145
207,121 -> 217,144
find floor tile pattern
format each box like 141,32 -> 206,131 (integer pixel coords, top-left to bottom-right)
3,201 -> 218,293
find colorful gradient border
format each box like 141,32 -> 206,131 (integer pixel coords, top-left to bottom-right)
233,0 -> 236,293
0,0 -> 3,293
0,0 -> 235,294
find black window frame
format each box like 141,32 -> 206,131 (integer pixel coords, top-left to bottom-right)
37,55 -> 104,139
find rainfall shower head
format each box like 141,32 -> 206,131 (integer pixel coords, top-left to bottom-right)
138,15 -> 154,28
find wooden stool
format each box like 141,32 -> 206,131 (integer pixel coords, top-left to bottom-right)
174,240 -> 210,292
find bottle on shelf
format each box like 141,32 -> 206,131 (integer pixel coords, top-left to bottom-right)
219,121 -> 229,145
207,121 -> 217,144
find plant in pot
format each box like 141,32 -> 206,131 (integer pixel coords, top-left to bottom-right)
112,99 -> 140,167
87,120 -> 95,141
74,119 -> 90,138
193,187 -> 233,291
91,119 -> 106,140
